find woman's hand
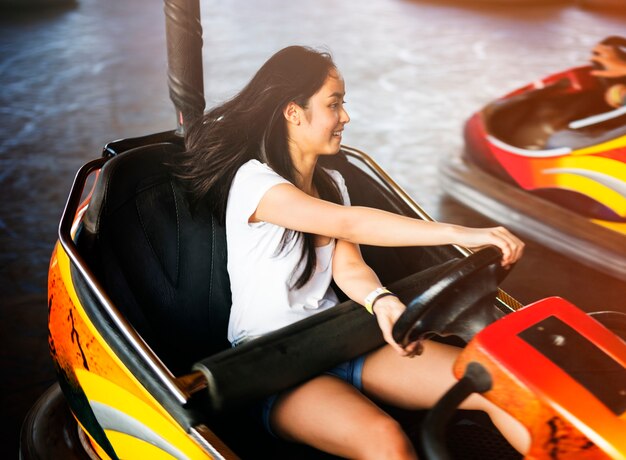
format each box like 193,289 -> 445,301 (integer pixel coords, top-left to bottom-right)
372,296 -> 422,357
452,225 -> 524,267
590,44 -> 626,79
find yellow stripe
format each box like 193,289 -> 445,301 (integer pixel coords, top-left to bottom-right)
76,369 -> 208,459
104,431 -> 177,460
545,157 -> 626,217
591,219 -> 626,235
572,135 -> 626,156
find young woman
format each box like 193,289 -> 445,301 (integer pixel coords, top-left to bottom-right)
178,45 -> 528,459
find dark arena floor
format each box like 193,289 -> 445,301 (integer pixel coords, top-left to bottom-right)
1,0 -> 625,455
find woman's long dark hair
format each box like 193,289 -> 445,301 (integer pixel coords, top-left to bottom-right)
176,45 -> 343,289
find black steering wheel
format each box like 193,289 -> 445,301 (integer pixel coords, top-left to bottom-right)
592,36 -> 626,89
392,246 -> 511,349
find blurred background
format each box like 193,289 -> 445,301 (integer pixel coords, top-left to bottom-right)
1,0 -> 625,454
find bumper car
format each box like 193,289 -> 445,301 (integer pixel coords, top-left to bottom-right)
440,37 -> 626,281
19,4 -> 626,459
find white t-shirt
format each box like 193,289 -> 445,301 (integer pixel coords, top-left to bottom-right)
225,159 -> 351,345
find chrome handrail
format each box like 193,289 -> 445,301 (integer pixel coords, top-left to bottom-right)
341,146 -> 461,237
341,145 -> 523,312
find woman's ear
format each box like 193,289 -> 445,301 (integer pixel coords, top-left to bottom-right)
283,102 -> 301,126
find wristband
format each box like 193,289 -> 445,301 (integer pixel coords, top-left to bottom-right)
607,84 -> 626,107
364,287 -> 397,315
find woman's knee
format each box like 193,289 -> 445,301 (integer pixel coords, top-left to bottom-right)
359,416 -> 416,460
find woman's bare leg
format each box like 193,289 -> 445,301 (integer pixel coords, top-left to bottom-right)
361,341 -> 530,455
270,374 -> 417,460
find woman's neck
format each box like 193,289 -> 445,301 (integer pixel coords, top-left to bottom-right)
290,152 -> 318,196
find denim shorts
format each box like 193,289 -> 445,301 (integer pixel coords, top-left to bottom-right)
260,355 -> 367,437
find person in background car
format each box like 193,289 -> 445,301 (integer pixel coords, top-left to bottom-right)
591,42 -> 626,107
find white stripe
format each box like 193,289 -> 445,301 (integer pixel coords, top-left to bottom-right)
542,167 -> 626,199
487,135 -> 571,158
569,105 -> 626,129
90,400 -> 188,459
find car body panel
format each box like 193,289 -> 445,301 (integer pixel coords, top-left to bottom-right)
49,231 -> 211,459
455,297 -> 626,459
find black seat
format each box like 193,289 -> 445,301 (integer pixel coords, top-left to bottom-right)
75,142 -> 232,375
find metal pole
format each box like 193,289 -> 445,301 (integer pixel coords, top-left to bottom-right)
163,0 -> 205,135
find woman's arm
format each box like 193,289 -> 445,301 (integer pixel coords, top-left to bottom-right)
332,239 -> 419,356
254,183 -> 524,266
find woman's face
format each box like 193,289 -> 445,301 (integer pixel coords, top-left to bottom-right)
293,69 -> 350,157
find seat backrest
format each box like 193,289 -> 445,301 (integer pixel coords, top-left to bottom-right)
76,142 -> 232,375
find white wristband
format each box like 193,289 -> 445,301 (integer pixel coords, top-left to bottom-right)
363,287 -> 396,314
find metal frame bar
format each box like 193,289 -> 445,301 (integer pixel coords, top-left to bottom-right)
341,145 -> 522,312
